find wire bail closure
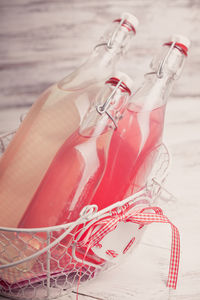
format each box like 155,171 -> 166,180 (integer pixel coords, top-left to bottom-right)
80,205 -> 98,220
96,79 -> 122,129
94,17 -> 126,51
156,40 -> 176,78
107,17 -> 125,49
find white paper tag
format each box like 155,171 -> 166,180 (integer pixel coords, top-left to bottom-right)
91,221 -> 145,261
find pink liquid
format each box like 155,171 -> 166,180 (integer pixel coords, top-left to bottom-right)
18,126 -> 109,271
73,105 -> 165,267
91,104 -> 166,209
19,128 -> 110,228
18,105 -> 165,271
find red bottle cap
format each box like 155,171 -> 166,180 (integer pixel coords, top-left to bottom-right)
106,71 -> 133,96
113,12 -> 139,34
164,34 -> 190,56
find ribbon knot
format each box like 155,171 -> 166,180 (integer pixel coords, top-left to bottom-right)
111,206 -> 127,222
76,205 -> 180,290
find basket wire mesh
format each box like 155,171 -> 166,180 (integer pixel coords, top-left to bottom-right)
0,128 -> 170,300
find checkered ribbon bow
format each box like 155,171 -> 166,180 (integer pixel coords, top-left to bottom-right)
77,205 -> 180,289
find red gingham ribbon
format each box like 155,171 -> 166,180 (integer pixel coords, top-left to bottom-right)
77,206 -> 180,289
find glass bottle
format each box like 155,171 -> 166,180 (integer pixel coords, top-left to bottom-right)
0,13 -> 138,228
91,34 -> 190,210
19,72 -> 133,229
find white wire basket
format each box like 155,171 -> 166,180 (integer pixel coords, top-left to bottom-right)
0,129 -> 170,300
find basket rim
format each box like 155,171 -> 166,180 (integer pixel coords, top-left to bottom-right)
0,189 -> 152,270
0,142 -> 170,234
0,188 -> 150,233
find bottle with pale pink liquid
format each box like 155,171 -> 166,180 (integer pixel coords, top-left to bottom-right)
91,34 -> 190,210
0,13 -> 138,228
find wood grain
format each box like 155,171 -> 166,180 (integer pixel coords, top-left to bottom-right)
0,0 -> 199,108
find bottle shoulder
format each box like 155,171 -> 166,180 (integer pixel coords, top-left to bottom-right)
58,49 -> 117,91
128,75 -> 172,112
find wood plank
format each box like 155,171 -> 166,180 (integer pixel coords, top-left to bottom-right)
0,0 -> 199,108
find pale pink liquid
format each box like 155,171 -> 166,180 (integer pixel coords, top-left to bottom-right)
0,83 -> 100,228
91,104 -> 166,209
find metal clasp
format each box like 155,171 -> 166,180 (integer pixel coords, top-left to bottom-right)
107,17 -> 125,49
80,205 -> 98,220
156,40 -> 176,78
96,79 -> 122,129
94,17 -> 125,51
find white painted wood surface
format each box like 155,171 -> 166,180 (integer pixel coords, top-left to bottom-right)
0,1 -> 200,299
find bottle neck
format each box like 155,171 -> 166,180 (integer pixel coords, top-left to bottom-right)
128,44 -> 186,112
79,82 -> 130,137
58,45 -> 120,92
58,22 -> 134,91
85,44 -> 121,74
130,73 -> 174,112
89,18 -> 135,67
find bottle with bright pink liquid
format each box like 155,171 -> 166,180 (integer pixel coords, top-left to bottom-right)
19,72 -> 133,229
92,34 -> 190,210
